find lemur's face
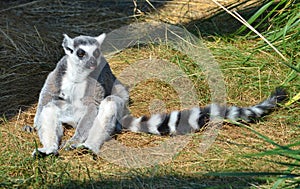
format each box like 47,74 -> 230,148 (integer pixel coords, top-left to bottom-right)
72,42 -> 101,70
62,33 -> 106,70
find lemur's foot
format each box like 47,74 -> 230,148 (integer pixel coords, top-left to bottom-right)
61,140 -> 81,151
62,139 -> 97,154
32,148 -> 59,158
64,143 -> 96,157
75,144 -> 93,155
75,144 -> 98,160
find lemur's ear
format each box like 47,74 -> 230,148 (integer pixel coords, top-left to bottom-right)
62,34 -> 74,55
95,33 -> 106,46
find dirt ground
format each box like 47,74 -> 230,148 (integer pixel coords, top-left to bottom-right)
147,0 -> 262,24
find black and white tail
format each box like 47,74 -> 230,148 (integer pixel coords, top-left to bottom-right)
121,88 -> 288,135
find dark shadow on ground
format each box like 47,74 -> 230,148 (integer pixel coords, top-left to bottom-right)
61,176 -> 267,189
24,174 -> 268,189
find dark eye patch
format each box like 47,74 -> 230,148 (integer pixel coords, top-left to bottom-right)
66,47 -> 73,54
93,49 -> 100,58
77,49 -> 86,58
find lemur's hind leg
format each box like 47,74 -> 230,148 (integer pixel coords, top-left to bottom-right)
82,95 -> 125,154
33,102 -> 63,157
63,105 -> 98,150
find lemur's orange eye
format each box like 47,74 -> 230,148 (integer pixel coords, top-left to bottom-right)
77,49 -> 86,58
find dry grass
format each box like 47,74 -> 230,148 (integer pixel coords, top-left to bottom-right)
0,0 -> 299,188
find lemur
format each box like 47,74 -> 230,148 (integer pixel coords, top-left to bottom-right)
28,33 -> 287,157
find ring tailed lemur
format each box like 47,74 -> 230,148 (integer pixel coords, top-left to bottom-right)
30,33 -> 287,157
32,33 -> 129,157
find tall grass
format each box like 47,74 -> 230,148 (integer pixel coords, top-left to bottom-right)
240,0 -> 299,77
209,0 -> 300,188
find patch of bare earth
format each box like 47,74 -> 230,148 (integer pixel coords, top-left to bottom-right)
145,0 -> 263,24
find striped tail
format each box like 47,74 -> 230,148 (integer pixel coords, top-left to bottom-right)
121,88 -> 288,135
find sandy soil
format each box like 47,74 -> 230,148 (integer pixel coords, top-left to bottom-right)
146,0 -> 262,24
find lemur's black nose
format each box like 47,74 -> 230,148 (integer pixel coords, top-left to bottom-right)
86,57 -> 97,69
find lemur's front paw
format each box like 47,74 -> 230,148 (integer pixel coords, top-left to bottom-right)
32,148 -> 59,158
61,141 -> 98,158
80,143 -> 100,155
61,142 -> 94,155
62,140 -> 81,151
75,144 -> 94,155
75,144 -> 98,160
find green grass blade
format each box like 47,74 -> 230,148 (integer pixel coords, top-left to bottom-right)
262,159 -> 300,168
265,12 -> 300,43
282,61 -> 300,85
252,0 -> 287,32
246,140 -> 300,154
229,121 -> 300,161
236,0 -> 275,35
272,178 -> 286,189
285,92 -> 300,106
245,149 -> 300,157
229,121 -> 284,148
245,150 -> 300,162
272,159 -> 300,189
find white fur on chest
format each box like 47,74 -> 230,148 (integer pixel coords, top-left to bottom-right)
61,77 -> 87,103
59,76 -> 88,126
